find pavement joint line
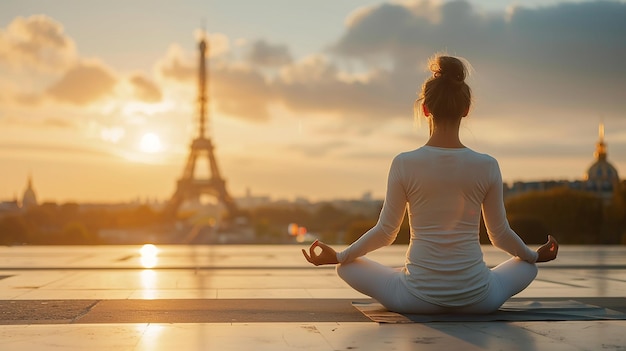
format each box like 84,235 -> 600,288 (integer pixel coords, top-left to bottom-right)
69,300 -> 100,323
0,266 -> 337,271
534,278 -> 590,288
0,265 -> 625,271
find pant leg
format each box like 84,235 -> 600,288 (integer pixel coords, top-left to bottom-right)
491,257 -> 539,298
336,257 -> 445,314
458,257 -> 538,314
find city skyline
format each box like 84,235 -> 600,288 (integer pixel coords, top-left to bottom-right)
1,0 -> 625,203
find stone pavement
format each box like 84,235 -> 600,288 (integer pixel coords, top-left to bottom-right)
0,244 -> 625,350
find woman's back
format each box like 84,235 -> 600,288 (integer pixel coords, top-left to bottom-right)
394,146 -> 497,306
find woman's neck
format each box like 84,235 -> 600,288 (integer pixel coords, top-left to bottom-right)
425,120 -> 465,148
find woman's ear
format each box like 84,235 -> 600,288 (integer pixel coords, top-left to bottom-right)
462,107 -> 470,118
422,103 -> 430,117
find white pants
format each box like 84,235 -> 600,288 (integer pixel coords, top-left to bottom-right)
337,257 -> 538,314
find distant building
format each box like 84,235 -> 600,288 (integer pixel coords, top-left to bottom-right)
21,176 -> 38,209
235,188 -> 272,209
0,197 -> 19,215
583,122 -> 620,201
361,191 -> 373,202
505,122 -> 621,202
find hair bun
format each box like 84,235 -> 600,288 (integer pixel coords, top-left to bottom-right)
419,54 -> 472,123
430,56 -> 466,84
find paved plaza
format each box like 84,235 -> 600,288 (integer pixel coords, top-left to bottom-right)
0,244 -> 625,350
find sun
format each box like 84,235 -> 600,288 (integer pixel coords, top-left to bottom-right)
139,132 -> 162,153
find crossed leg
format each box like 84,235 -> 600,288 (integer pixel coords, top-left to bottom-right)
337,256 -> 538,314
457,257 -> 538,314
336,257 -> 445,314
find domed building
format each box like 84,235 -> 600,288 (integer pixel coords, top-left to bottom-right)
21,176 -> 38,209
504,122 -> 621,202
584,123 -> 620,201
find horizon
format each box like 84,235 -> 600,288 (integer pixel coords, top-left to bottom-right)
1,0 -> 625,203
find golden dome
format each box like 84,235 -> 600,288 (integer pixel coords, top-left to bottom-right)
586,160 -> 619,183
585,122 -> 620,191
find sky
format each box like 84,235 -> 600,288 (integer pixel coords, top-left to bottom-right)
0,0 -> 625,204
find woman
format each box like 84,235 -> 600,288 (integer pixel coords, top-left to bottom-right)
302,55 -> 558,314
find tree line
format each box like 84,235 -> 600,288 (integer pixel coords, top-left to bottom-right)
1,186 -> 625,245
0,202 -> 160,245
251,187 -> 626,245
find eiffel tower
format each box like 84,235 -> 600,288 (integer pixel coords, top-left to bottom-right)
163,32 -> 237,220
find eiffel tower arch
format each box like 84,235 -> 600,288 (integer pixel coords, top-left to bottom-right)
163,32 -> 237,220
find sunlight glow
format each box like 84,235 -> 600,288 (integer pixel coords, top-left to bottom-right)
140,324 -> 165,348
139,133 -> 162,153
140,269 -> 158,299
140,244 -> 159,268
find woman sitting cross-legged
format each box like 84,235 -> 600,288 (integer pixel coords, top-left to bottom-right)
302,54 -> 558,314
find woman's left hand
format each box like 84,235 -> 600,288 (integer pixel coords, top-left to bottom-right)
536,235 -> 559,263
302,240 -> 339,266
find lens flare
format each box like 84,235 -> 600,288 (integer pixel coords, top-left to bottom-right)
140,244 -> 159,268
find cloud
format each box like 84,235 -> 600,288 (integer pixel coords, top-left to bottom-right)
158,45 -> 412,123
245,39 -> 292,67
0,15 -> 127,109
13,92 -> 44,107
0,141 -> 112,157
157,32 -> 414,122
275,55 -> 414,119
129,74 -> 162,102
211,63 -> 274,121
0,15 -> 76,71
158,44 -> 274,122
158,33 -> 232,83
329,0 -> 626,124
46,61 -> 117,105
42,117 -> 76,129
155,1 -> 626,131
0,112 -> 80,132
193,31 -> 231,57
158,44 -> 196,82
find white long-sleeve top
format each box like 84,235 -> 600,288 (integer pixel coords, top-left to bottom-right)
337,146 -> 538,307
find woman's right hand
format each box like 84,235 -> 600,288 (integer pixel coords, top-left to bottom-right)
536,235 -> 558,263
302,240 -> 339,266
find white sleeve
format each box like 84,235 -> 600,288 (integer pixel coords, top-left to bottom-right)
336,155 -> 408,263
482,160 -> 538,263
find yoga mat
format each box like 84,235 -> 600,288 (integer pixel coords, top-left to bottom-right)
353,299 -> 626,323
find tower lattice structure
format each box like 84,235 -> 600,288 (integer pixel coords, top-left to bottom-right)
164,33 -> 237,219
